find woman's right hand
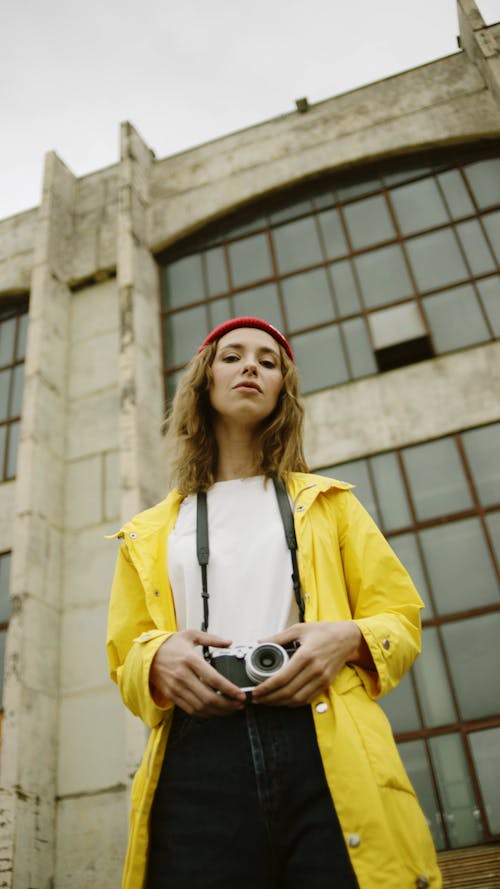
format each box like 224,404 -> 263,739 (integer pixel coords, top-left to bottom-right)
150,629 -> 246,717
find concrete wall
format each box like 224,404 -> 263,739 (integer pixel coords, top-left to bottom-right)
0,5 -> 499,885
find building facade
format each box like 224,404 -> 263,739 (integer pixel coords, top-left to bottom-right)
0,1 -> 499,886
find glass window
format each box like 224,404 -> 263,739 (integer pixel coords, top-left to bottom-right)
291,325 -> 348,394
428,733 -> 484,847
441,613 -> 500,720
398,739 -> 446,850
355,244 -> 413,308
383,166 -> 431,188
419,518 -> 499,614
0,553 -> 11,625
162,255 -> 204,309
208,298 -> 232,329
312,192 -> 335,211
0,370 -> 9,422
368,302 -> 426,350
0,629 -> 6,705
476,275 -> 500,337
272,217 -> 323,273
281,269 -> 335,331
378,672 -> 420,733
321,459 -> 379,522
486,511 -> 500,567
233,284 -> 283,331
390,178 -> 449,235
402,438 -> 473,521
229,233 -> 272,288
456,219 -> 496,276
464,158 -> 500,210
268,200 -> 312,225
223,215 -> 266,239
370,452 -> 412,530
317,208 -> 348,260
0,426 -> 5,476
413,627 -> 456,727
329,260 -> 362,316
422,284 -> 491,353
342,318 -> 377,379
205,246 -> 228,296
462,423 -> 500,506
9,364 -> 24,417
437,169 -> 475,219
165,367 -> 185,405
0,317 -> 16,367
406,230 -> 468,292
343,195 -> 395,249
482,210 -> 500,263
389,533 -> 433,614
469,728 -> 500,835
16,313 -> 28,360
335,176 -> 381,202
163,305 -> 208,367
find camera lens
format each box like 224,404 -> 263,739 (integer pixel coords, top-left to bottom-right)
245,643 -> 289,684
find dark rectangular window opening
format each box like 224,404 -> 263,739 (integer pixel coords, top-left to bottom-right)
375,335 -> 434,373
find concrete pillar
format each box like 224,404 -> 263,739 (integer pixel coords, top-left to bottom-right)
0,152 -> 75,889
458,0 -> 500,108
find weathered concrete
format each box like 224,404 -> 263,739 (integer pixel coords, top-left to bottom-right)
459,0 -> 500,108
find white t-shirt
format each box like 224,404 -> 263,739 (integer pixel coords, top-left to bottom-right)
168,476 -> 298,645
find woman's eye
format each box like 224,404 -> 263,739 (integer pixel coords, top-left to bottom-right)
222,354 -> 239,362
261,360 -> 276,369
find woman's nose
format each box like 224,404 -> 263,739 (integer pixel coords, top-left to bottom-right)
242,359 -> 258,375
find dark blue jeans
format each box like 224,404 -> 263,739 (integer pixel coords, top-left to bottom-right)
146,704 -> 359,889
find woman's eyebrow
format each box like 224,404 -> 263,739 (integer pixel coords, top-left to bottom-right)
219,341 -> 280,357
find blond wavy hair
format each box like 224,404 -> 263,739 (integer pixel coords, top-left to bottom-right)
164,341 -> 309,494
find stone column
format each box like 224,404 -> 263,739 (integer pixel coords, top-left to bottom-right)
0,152 -> 74,888
458,0 -> 500,108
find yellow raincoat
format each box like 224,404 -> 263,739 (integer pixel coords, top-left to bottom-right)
107,473 -> 441,889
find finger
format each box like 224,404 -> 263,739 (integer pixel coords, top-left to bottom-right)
257,625 -> 302,645
191,630 -> 234,648
195,661 -> 246,701
258,675 -> 327,707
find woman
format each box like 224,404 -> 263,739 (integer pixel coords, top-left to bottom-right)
107,316 -> 441,889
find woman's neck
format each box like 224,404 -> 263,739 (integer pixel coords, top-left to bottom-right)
214,421 -> 260,482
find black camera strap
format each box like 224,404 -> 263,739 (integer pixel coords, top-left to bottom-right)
196,477 -> 305,661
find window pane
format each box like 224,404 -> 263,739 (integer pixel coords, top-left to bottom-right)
398,740 -> 446,851
368,302 -> 426,350
413,627 -> 456,727
229,234 -> 272,288
389,532 -> 433,614
16,313 -> 29,360
406,230 -> 468,292
317,208 -> 348,260
464,158 -> 500,210
162,255 -> 204,309
482,210 -> 500,264
383,166 -> 430,188
476,275 -> 500,337
429,733 -> 484,848
281,269 -> 335,332
208,298 -> 232,329
312,192 -> 335,211
205,247 -> 227,296
342,318 -> 377,379
0,425 -> 6,478
165,367 -> 185,405
370,452 -> 412,531
378,672 -> 420,732
320,459 -> 379,522
272,217 -> 323,273
268,200 -> 311,225
456,219 -> 496,276
403,438 -> 473,521
419,517 -> 499,614
0,370 -> 9,421
335,176 -> 381,201
485,512 -> 500,567
0,629 -> 7,705
355,245 -> 413,308
9,364 -> 24,417
291,325 -> 348,393
469,728 -> 500,835
343,195 -> 395,249
224,215 -> 266,239
0,317 -> 16,367
437,169 -> 475,219
441,614 -> 500,720
233,284 -> 283,331
462,423 -> 500,506
423,284 -> 491,353
390,178 -> 448,235
5,421 -> 20,479
0,553 -> 11,624
163,306 -> 208,366
329,260 -> 362,315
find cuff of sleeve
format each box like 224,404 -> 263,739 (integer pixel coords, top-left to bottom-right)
121,631 -> 175,727
351,620 -> 385,699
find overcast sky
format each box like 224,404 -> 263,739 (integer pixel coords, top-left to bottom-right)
1,0 -> 499,219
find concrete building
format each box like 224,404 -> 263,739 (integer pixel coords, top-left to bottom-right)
0,0 -> 499,885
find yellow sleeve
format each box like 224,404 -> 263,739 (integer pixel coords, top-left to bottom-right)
106,541 -> 174,728
338,491 -> 423,699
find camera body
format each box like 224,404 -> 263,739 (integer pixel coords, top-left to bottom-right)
210,641 -> 299,691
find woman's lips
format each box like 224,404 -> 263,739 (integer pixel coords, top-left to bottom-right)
234,382 -> 262,392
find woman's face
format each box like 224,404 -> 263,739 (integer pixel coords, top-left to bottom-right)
209,328 -> 284,430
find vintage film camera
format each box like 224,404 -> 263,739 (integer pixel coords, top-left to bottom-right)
210,641 -> 299,692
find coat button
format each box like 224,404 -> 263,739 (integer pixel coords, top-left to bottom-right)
382,638 -> 390,650
315,701 -> 329,714
129,532 -> 137,539
154,590 -> 160,597
416,878 -> 430,889
347,833 -> 361,848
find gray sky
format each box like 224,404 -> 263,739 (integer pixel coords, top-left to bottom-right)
1,0 -> 499,219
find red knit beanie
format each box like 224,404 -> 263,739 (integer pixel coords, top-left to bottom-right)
198,317 -> 294,362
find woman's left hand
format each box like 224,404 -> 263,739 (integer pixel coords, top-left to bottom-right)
251,621 -> 371,707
